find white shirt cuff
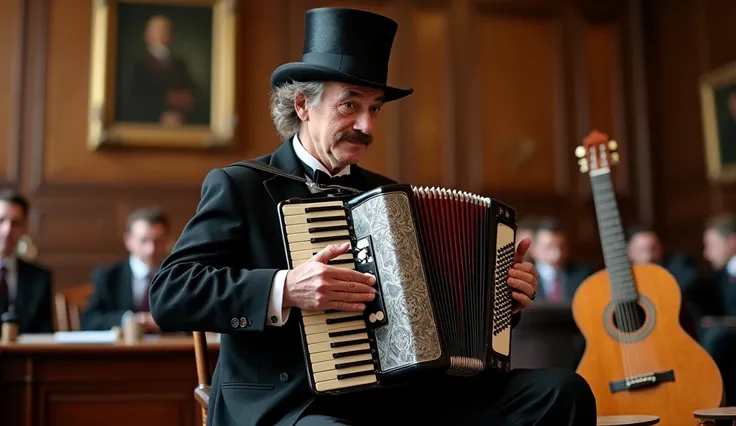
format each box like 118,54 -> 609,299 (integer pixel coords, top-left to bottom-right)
267,270 -> 291,326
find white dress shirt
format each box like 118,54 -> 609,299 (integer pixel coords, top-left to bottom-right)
726,256 -> 736,277
0,256 -> 18,301
120,255 -> 155,325
149,45 -> 170,62
535,261 -> 564,299
266,135 -> 351,326
129,255 -> 153,309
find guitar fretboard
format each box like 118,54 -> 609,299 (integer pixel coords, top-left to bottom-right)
589,169 -> 638,303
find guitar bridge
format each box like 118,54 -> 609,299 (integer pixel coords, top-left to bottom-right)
609,370 -> 675,393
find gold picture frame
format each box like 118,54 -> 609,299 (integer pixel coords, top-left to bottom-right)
700,61 -> 736,182
87,0 -> 237,150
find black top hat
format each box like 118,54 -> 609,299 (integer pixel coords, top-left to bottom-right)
270,8 -> 413,102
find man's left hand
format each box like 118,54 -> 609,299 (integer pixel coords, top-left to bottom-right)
508,237 -> 538,313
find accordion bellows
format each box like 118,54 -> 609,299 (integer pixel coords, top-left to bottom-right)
278,183 -> 517,395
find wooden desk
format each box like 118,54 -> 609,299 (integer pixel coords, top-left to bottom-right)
0,334 -> 219,426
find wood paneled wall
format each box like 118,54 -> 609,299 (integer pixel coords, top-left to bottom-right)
0,0 -> 730,290
644,0 -> 736,259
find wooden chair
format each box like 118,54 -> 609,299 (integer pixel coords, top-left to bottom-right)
693,407 -> 736,425
54,283 -> 93,331
597,415 -> 660,425
193,331 -> 212,426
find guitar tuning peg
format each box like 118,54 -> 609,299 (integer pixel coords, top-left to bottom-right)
608,140 -> 618,152
578,158 -> 588,173
575,146 -> 586,159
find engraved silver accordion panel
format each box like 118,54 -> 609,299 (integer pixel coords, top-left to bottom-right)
277,184 -> 517,395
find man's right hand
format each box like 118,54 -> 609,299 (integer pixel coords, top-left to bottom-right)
283,242 -> 377,311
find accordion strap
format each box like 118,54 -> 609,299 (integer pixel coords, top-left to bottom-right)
233,159 -> 308,184
232,160 -> 361,195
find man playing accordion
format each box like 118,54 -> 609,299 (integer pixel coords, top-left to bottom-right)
149,7 -> 596,426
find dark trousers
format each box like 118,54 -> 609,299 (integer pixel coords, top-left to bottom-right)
296,368 -> 597,426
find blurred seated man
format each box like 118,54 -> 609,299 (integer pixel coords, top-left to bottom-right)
625,224 -> 700,338
82,207 -> 170,333
0,189 -> 54,335
690,213 -> 736,405
531,217 -> 592,302
626,224 -> 699,292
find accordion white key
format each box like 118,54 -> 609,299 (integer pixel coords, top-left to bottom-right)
278,183 -> 517,395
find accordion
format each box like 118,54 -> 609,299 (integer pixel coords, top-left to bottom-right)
277,183 -> 518,395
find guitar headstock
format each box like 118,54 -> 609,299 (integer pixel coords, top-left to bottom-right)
575,130 -> 619,174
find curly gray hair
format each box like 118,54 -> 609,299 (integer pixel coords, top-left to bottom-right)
269,81 -> 326,140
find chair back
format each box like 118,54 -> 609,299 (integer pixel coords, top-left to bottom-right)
54,283 -> 93,331
510,301 -> 584,370
193,331 -> 212,426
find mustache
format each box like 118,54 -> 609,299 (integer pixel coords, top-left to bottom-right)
335,131 -> 372,146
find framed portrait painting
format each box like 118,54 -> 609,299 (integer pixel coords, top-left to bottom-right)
87,0 -> 237,149
700,61 -> 736,182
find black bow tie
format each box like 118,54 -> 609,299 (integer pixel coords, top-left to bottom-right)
312,169 -> 359,190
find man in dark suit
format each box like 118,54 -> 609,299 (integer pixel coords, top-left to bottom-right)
0,189 -> 54,335
689,214 -> 736,405
149,8 -> 596,426
625,224 -> 699,292
531,218 -> 593,302
82,207 -> 170,333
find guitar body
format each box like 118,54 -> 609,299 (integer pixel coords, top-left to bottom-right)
573,263 -> 723,426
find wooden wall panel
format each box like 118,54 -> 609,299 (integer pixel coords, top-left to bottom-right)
0,0 -> 670,288
406,8 -> 451,187
475,13 -> 563,194
41,0 -> 285,190
0,0 -> 22,185
643,0 -> 736,258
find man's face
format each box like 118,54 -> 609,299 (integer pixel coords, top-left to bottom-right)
299,82 -> 385,172
627,232 -> 663,265
0,201 -> 26,258
703,229 -> 736,270
146,17 -> 172,46
532,230 -> 567,268
124,220 -> 169,268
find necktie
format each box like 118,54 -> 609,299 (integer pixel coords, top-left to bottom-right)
0,266 -> 9,313
550,276 -> 562,302
139,274 -> 151,312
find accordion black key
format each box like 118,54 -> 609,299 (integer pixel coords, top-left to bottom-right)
277,183 -> 517,395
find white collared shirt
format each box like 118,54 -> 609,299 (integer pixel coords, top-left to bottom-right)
149,44 -> 170,62
726,256 -> 736,277
0,256 -> 18,301
535,261 -> 565,298
129,255 -> 153,309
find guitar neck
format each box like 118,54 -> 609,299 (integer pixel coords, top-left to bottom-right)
589,168 -> 639,303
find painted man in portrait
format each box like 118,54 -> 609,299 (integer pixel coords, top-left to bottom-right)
119,15 -> 206,126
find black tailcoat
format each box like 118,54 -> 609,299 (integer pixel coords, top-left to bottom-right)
149,139 -> 397,426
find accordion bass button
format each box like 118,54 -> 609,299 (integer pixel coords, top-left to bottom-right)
368,313 -> 377,323
375,311 -> 384,322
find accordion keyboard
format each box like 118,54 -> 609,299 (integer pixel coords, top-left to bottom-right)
281,200 -> 353,268
302,310 -> 378,392
281,199 -> 379,393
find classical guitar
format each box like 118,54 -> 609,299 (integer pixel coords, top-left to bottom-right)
571,130 -> 723,426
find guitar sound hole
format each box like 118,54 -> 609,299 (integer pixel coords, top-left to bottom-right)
612,301 -> 647,333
